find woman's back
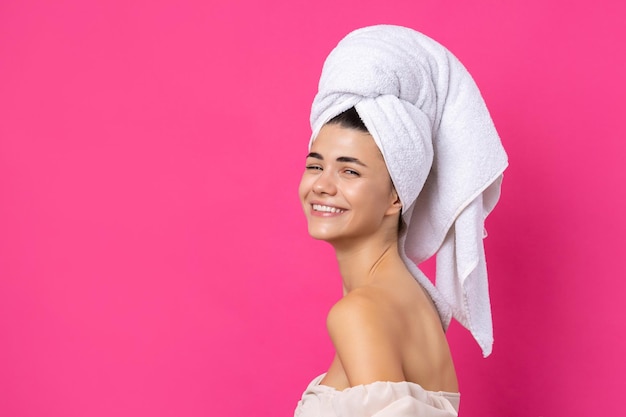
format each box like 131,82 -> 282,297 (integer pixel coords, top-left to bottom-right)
320,263 -> 458,393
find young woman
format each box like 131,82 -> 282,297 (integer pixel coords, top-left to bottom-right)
294,25 -> 507,417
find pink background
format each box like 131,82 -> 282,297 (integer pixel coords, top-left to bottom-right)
1,1 -> 624,416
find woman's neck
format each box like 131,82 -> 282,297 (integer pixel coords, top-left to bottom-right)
333,237 -> 402,294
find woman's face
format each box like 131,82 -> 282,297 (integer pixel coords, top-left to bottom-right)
298,123 -> 400,244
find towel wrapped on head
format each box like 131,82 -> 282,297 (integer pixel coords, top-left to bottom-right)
310,25 -> 508,357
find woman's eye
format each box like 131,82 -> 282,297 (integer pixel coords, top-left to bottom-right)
305,165 -> 322,171
344,169 -> 360,176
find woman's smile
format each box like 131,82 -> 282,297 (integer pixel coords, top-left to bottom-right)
311,203 -> 347,216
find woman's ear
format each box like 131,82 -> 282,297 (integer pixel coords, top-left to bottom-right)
386,189 -> 402,215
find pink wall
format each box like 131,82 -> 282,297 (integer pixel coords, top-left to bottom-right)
1,1 -> 624,416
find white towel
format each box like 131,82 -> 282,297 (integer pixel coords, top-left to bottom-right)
310,25 -> 508,357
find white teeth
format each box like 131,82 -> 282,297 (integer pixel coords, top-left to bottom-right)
313,204 -> 345,213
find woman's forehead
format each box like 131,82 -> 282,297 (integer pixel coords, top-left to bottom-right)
311,124 -> 384,161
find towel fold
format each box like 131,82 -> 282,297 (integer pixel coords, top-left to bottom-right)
310,25 -> 508,357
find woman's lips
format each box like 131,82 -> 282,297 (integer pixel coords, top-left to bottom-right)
310,203 -> 347,217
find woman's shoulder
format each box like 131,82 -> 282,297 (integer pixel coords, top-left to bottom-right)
328,278 -> 430,325
328,287 -> 398,328
326,288 -> 407,386
326,281 -> 434,343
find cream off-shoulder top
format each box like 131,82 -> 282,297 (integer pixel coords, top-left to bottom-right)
294,374 -> 460,417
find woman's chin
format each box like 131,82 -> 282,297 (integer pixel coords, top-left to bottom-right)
307,225 -> 342,242
308,230 -> 335,242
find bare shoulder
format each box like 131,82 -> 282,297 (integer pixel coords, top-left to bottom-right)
326,288 -> 405,386
327,288 -> 396,333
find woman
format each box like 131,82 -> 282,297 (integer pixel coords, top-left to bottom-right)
294,25 -> 507,417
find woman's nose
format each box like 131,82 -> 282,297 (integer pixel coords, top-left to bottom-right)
313,172 -> 337,195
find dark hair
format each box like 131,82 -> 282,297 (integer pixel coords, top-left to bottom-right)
326,107 -> 405,235
326,107 -> 368,132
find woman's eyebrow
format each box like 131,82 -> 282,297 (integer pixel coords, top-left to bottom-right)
337,156 -> 367,167
306,152 -> 368,167
306,152 -> 323,160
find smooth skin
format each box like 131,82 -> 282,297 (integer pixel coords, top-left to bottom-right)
299,123 -> 458,393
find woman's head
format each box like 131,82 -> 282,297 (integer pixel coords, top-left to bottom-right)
299,109 -> 402,246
